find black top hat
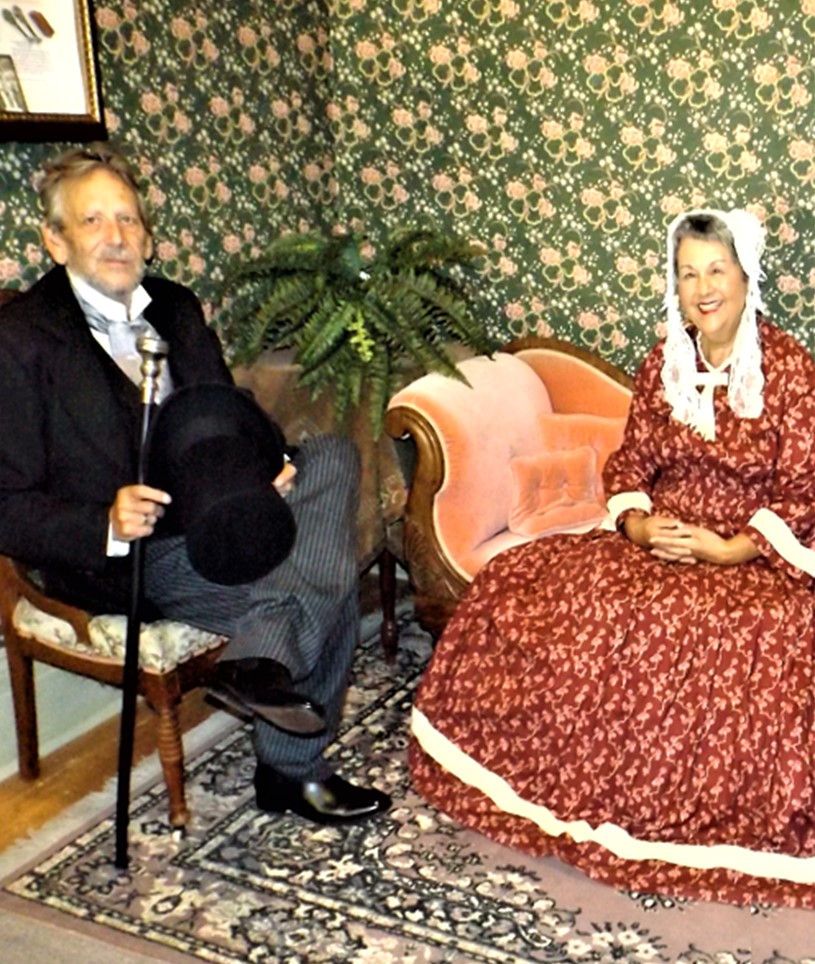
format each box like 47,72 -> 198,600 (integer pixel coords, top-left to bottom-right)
145,383 -> 297,586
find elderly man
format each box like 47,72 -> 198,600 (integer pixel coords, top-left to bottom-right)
0,143 -> 390,825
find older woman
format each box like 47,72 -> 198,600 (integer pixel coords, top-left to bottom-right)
410,209 -> 815,907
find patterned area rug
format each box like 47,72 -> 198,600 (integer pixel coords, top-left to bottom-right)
2,613 -> 814,963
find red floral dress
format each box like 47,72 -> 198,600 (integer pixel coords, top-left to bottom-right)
410,320 -> 815,907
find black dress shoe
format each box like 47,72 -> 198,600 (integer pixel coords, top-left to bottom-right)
208,657 -> 326,735
255,764 -> 392,825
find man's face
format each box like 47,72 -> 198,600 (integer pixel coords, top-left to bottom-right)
42,167 -> 153,306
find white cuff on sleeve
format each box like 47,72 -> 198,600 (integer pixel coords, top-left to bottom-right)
606,491 -> 653,526
748,507 -> 815,577
107,523 -> 130,558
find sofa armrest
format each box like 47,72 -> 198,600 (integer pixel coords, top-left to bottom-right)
384,403 -> 467,631
385,352 -> 553,632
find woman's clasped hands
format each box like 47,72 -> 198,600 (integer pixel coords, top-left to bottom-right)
624,512 -> 758,566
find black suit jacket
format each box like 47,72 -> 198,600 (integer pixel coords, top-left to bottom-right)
0,266 -> 233,611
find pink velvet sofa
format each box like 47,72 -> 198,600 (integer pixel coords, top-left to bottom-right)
385,337 -> 633,634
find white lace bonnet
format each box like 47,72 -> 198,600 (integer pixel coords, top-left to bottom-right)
661,208 -> 766,440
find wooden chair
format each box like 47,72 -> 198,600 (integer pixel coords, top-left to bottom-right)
0,554 -> 229,829
0,550 -> 399,829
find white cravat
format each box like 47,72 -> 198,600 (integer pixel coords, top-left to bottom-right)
68,270 -> 172,402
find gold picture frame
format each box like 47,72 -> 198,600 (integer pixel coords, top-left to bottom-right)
0,0 -> 105,141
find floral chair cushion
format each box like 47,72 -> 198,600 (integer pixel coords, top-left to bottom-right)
13,597 -> 227,674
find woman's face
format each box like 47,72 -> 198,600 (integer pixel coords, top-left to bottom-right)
676,236 -> 748,356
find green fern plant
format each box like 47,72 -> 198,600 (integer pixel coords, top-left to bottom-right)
217,225 -> 497,436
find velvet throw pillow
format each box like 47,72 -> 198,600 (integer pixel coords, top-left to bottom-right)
507,413 -> 627,538
508,446 -> 606,537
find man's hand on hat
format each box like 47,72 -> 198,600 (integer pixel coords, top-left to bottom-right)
110,484 -> 172,541
273,459 -> 297,499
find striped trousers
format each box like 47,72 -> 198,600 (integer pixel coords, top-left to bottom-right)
144,435 -> 361,781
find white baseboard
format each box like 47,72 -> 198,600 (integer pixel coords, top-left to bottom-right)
0,655 -> 120,782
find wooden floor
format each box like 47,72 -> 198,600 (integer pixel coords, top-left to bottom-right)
0,690 -> 215,854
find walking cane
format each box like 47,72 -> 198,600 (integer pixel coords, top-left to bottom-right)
115,334 -> 169,870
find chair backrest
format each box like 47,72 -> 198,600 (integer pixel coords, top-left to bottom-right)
0,554 -> 92,644
511,342 -> 632,417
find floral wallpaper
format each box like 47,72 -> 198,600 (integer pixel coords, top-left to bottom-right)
0,0 -> 814,374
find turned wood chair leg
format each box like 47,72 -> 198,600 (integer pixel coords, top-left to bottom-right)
378,548 -> 398,664
6,642 -> 40,779
154,701 -> 190,830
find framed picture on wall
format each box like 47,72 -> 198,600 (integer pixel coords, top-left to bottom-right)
0,56 -> 27,112
0,0 -> 105,142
